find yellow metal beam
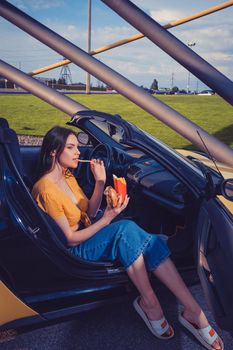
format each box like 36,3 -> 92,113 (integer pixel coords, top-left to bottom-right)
29,1 -> 233,76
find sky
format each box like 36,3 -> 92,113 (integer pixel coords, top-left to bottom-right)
1,0 -> 233,91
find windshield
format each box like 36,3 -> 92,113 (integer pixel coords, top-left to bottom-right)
89,117 -> 204,178
141,129 -> 204,177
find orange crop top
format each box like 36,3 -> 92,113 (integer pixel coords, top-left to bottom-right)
32,172 -> 89,229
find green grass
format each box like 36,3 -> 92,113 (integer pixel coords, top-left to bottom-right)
0,94 -> 232,149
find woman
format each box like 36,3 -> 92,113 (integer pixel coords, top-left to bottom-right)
32,126 -> 223,350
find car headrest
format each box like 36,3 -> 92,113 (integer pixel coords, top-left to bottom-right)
0,117 -> 9,128
3,128 -> 24,175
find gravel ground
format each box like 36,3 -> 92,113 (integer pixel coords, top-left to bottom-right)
18,135 -> 43,146
1,283 -> 233,350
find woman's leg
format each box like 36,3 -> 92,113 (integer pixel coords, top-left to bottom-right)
153,257 -> 222,349
126,253 -> 173,336
126,254 -> 163,320
153,257 -> 206,325
72,220 -> 171,320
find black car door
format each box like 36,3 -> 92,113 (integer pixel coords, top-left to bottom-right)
196,198 -> 233,331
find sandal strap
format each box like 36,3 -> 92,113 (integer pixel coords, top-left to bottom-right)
198,325 -> 218,345
150,316 -> 170,336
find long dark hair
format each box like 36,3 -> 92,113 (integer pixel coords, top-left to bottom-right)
37,126 -> 77,179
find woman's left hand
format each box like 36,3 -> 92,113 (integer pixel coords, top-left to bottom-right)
90,159 -> 106,183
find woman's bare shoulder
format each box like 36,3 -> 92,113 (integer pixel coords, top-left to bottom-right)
32,176 -> 56,195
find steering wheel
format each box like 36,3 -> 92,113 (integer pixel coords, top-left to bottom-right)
86,143 -> 113,187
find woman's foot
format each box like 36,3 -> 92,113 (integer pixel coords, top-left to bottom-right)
182,308 -> 223,350
139,297 -> 173,337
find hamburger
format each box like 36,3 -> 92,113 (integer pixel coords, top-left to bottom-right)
104,175 -> 127,208
104,186 -> 119,208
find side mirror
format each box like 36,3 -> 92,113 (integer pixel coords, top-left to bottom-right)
220,178 -> 233,201
77,132 -> 91,146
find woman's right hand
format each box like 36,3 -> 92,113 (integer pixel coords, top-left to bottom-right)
103,194 -> 129,223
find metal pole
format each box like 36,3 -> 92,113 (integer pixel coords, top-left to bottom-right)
1,1 -> 233,166
102,0 -> 233,106
0,60 -> 88,115
28,1 -> 233,77
86,0 -> 91,94
171,73 -> 174,90
187,43 -> 196,93
187,72 -> 191,93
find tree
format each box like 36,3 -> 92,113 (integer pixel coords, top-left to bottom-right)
150,79 -> 158,90
172,86 -> 179,93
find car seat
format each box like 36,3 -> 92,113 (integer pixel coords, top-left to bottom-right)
2,126 -> 25,176
0,122 -> 124,278
0,117 -> 10,128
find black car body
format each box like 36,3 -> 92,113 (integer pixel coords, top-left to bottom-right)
0,0 -> 233,342
0,109 -> 233,341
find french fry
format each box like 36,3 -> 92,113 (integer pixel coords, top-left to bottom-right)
78,159 -> 92,163
113,174 -> 127,202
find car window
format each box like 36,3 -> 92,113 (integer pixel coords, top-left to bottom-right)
89,119 -> 125,143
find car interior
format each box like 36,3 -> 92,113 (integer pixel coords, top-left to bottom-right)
0,117 -> 199,296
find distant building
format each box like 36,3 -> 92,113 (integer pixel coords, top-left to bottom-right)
0,75 -> 7,88
35,77 -> 54,85
0,75 -> 14,88
154,87 -> 171,95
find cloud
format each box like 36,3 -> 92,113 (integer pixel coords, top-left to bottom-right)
1,0 -> 233,90
10,0 -> 65,10
31,0 -> 64,9
46,22 -> 87,47
94,25 -> 135,44
150,9 -> 186,24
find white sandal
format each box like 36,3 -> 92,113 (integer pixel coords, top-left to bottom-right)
133,296 -> 174,339
179,313 -> 224,350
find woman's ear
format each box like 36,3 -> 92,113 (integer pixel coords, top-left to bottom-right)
50,150 -> 56,157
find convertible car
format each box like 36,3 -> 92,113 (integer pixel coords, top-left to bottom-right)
0,109 -> 233,342
1,0 -> 233,343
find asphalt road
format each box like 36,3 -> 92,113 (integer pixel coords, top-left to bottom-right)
1,282 -> 233,350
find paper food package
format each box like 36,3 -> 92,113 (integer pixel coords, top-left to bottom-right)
113,174 -> 127,202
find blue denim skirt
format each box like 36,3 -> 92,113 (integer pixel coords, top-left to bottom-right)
69,219 -> 170,271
